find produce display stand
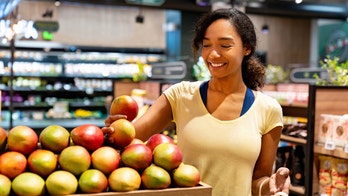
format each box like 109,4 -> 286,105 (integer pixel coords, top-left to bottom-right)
70,182 -> 212,196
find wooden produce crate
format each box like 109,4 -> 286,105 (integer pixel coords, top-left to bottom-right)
71,182 -> 212,196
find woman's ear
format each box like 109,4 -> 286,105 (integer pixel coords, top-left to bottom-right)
244,49 -> 251,56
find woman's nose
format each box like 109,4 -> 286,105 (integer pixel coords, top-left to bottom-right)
208,48 -> 221,58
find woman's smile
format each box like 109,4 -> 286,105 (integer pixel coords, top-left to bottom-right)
208,61 -> 226,67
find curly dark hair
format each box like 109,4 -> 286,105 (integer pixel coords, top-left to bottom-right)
192,8 -> 265,90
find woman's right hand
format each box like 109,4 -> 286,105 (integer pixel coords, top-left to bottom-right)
101,114 -> 127,134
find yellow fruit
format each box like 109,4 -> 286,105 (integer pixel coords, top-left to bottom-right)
0,127 -> 7,152
0,174 -> 11,196
7,125 -> 38,155
121,143 -> 153,171
12,172 -> 45,196
108,167 -> 141,192
153,143 -> 183,171
141,164 -> 171,189
58,145 -> 91,176
39,125 -> 70,154
91,146 -> 120,175
109,119 -> 136,149
78,169 -> 108,193
173,163 -> 201,187
28,149 -> 58,178
46,170 -> 78,195
127,138 -> 144,146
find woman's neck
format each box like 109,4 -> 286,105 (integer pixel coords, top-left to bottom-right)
208,78 -> 246,95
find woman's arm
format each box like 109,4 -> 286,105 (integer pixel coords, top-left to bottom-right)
132,94 -> 174,141
252,125 -> 288,195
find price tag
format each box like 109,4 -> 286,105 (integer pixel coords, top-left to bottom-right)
324,140 -> 336,150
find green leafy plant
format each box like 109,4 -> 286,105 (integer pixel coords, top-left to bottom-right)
314,56 -> 348,86
192,57 -> 211,81
132,62 -> 148,82
265,64 -> 289,84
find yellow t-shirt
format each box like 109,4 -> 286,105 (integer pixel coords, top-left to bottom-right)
163,81 -> 283,196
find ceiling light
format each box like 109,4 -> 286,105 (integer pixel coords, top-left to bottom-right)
55,0 -> 61,7
295,0 -> 303,4
261,24 -> 269,34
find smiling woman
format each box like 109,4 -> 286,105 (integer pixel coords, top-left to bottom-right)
0,0 -> 21,19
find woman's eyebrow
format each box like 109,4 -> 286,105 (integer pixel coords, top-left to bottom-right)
218,37 -> 234,41
203,37 -> 234,41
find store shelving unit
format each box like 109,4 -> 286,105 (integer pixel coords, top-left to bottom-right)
0,42 -> 166,132
307,85 -> 348,195
263,84 -> 348,196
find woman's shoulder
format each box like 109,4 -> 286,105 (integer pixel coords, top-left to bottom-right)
163,80 -> 203,102
168,80 -> 202,92
256,91 -> 282,108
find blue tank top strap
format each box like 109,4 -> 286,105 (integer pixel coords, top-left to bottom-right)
199,81 -> 254,116
240,88 -> 254,116
199,80 -> 209,106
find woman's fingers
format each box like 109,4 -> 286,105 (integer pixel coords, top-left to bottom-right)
102,114 -> 128,140
101,126 -> 114,134
104,114 -> 127,126
270,167 -> 290,195
277,167 -> 291,192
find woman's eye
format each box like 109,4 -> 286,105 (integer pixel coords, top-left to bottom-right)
221,45 -> 231,48
202,44 -> 210,48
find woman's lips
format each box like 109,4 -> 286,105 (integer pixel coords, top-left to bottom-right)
209,62 -> 225,67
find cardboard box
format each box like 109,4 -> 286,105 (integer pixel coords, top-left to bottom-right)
72,182 -> 212,196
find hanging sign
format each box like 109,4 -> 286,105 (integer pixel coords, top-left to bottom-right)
33,21 -> 59,32
290,67 -> 328,83
150,61 -> 187,79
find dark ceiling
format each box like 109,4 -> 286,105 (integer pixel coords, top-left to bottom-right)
6,0 -> 348,20
55,0 -> 348,19
245,0 -> 348,20
52,0 -> 212,12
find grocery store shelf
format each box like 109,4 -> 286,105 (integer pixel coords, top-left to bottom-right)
281,105 -> 308,118
280,134 -> 307,145
314,145 -> 348,160
1,118 -> 105,131
290,185 -> 305,195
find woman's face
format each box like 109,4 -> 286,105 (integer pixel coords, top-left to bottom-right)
201,19 -> 250,79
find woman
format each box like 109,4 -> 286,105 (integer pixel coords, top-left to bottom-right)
104,8 -> 290,196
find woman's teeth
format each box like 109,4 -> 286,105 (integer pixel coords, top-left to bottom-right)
210,63 -> 224,67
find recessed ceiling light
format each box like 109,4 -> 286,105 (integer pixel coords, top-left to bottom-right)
55,0 -> 61,6
295,0 -> 303,4
261,24 -> 269,34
